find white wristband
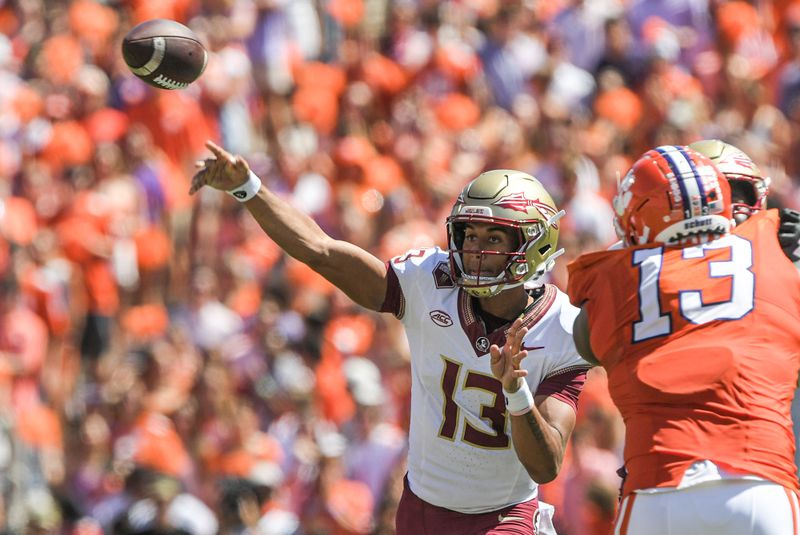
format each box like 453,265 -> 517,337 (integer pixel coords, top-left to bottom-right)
227,171 -> 262,202
504,381 -> 534,416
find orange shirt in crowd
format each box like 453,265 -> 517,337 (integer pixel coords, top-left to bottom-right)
0,304 -> 48,411
568,210 -> 800,496
57,191 -> 119,316
19,264 -> 72,337
126,91 -> 215,168
131,411 -> 193,478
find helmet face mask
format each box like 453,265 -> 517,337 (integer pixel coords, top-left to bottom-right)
447,170 -> 564,298
727,175 -> 769,224
613,145 -> 732,247
688,139 -> 769,225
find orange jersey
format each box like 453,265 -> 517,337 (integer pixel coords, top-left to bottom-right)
567,210 -> 800,496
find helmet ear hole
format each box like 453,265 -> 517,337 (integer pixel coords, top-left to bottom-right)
538,244 -> 551,256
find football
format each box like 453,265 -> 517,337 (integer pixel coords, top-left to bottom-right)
121,19 -> 207,90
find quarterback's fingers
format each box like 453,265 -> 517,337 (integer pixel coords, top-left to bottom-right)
512,325 -> 528,354
206,140 -> 234,163
194,158 -> 216,169
505,318 -> 523,350
489,344 -> 502,363
233,155 -> 249,170
189,169 -> 208,194
205,139 -> 222,154
511,350 -> 528,368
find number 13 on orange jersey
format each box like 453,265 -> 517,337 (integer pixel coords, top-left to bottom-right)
632,234 -> 755,343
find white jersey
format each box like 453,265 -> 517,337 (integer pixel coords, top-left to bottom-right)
386,247 -> 588,513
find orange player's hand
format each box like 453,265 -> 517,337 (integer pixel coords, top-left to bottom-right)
190,140 -> 251,195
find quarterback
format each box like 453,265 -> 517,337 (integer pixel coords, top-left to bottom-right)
192,141 -> 590,534
568,145 -> 800,534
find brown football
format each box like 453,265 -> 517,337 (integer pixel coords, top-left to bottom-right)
121,19 -> 207,90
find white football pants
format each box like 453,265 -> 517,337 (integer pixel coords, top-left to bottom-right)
614,479 -> 800,535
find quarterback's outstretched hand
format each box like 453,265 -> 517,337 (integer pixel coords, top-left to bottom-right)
190,140 -> 252,194
490,318 -> 529,393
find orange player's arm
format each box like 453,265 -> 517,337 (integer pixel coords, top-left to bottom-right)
573,307 -> 600,366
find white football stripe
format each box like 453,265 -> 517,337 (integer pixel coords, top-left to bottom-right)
130,36 -> 166,76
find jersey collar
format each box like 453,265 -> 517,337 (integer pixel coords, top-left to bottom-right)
458,284 -> 557,357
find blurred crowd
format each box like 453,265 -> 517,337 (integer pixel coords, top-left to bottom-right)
1,0 -> 800,533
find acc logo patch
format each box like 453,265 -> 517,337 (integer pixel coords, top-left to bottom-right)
429,310 -> 453,327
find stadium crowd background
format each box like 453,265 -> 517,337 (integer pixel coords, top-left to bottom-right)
1,0 -> 800,533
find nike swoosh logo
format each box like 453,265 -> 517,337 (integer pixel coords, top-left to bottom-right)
498,514 -> 526,523
521,345 -> 545,351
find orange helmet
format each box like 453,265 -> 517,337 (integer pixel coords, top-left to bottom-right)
613,145 -> 732,246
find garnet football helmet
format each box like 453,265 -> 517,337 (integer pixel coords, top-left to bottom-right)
613,145 -> 732,246
688,139 -> 769,224
446,170 -> 565,298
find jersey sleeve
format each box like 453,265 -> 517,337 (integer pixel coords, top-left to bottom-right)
380,261 -> 406,318
381,247 -> 450,322
524,292 -> 591,411
535,368 -> 587,411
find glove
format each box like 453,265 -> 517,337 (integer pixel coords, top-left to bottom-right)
778,208 -> 800,263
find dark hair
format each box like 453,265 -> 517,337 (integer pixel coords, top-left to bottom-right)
0,276 -> 17,299
218,477 -> 267,515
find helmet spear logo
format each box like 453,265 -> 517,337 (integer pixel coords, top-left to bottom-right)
493,193 -> 559,225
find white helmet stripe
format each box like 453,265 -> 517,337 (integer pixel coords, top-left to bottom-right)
677,145 -> 709,214
657,146 -> 701,218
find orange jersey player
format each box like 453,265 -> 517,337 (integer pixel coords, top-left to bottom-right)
690,138 -> 800,483
567,145 -> 800,535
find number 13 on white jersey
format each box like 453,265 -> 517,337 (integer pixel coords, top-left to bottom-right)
632,235 -> 755,343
